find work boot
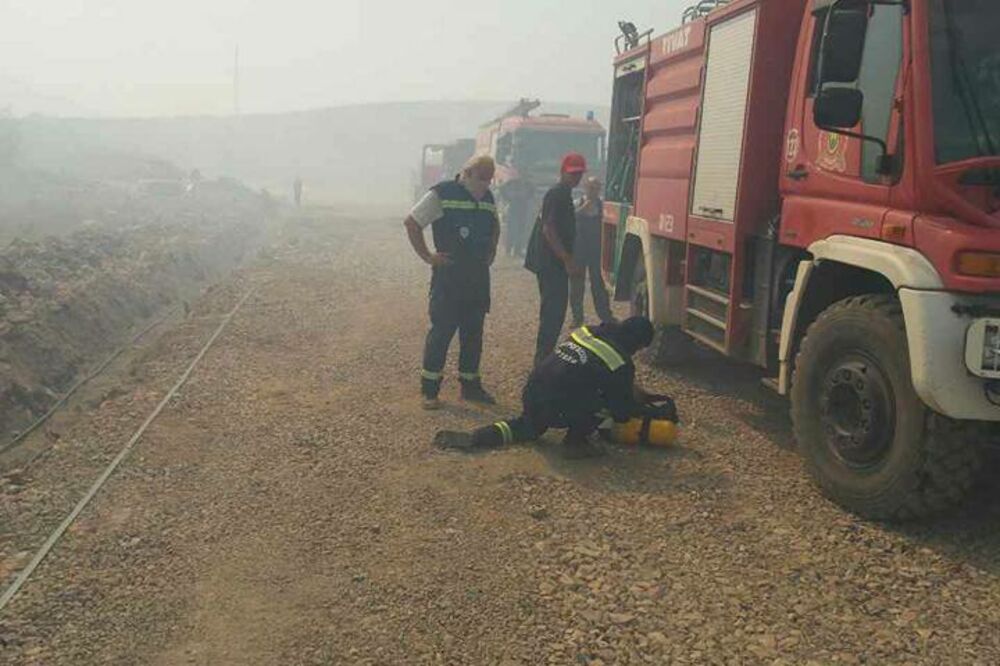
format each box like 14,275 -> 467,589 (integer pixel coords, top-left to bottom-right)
471,423 -> 508,449
460,381 -> 497,405
421,376 -> 443,410
562,433 -> 605,460
433,430 -> 476,451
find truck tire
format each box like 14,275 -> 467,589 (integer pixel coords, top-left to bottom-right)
629,259 -> 649,320
791,295 -> 980,521
630,254 -> 694,365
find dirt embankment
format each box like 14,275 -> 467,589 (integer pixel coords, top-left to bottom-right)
0,198 -> 270,441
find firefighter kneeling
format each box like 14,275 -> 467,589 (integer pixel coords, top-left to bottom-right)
434,316 -> 678,459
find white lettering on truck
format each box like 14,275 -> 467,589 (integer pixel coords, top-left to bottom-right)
662,26 -> 692,56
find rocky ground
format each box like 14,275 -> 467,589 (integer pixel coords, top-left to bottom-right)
2,209 -> 1000,665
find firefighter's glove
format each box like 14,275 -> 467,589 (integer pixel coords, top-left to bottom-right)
642,396 -> 679,424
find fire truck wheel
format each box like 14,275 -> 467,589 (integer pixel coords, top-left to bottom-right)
791,295 -> 980,521
629,259 -> 694,365
629,259 -> 650,320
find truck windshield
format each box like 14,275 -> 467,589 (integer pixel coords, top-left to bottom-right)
929,0 -> 1000,164
513,130 -> 602,176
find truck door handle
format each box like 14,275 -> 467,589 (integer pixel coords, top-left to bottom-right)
787,166 -> 809,181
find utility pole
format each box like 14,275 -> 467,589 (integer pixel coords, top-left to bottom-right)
224,44 -> 241,179
233,44 -> 240,117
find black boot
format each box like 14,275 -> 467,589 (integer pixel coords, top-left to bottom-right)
434,422 -> 508,452
421,377 -> 443,410
471,423 -> 507,448
433,430 -> 475,451
460,380 -> 496,405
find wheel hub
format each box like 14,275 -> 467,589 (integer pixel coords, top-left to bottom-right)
819,356 -> 894,468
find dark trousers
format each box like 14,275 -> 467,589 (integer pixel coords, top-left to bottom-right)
570,247 -> 613,325
534,269 -> 569,367
421,295 -> 486,397
473,384 -> 602,447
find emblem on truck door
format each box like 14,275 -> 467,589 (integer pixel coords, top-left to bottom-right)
785,129 -> 800,164
816,132 -> 848,173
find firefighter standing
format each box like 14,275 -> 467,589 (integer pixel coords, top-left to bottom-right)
525,153 -> 587,367
404,155 -> 500,409
433,317 -> 675,459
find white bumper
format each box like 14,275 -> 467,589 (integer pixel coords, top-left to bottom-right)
900,289 -> 1000,422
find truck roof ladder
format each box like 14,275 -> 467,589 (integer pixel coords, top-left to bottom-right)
682,0 -> 731,24
482,99 -> 541,127
615,21 -> 654,55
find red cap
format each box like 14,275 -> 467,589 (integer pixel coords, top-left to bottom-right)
560,152 -> 587,174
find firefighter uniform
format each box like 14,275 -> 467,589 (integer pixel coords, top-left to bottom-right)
420,178 -> 499,399
434,318 -> 668,457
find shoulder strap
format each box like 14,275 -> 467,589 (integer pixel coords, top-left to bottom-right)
570,326 -> 626,371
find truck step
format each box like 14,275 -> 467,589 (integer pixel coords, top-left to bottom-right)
686,284 -> 730,306
686,307 -> 727,331
760,377 -> 781,394
684,284 -> 730,353
686,329 -> 727,355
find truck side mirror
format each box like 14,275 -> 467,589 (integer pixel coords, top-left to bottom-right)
814,87 -> 863,129
819,6 -> 869,84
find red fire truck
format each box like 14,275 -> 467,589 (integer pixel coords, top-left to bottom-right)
476,99 -> 606,188
414,139 -> 476,202
603,0 -> 1000,519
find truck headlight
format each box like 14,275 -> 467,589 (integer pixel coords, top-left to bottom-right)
983,325 -> 1000,371
966,319 -> 1000,378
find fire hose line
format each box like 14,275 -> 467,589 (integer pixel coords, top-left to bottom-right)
0,288 -> 255,614
0,305 -> 183,457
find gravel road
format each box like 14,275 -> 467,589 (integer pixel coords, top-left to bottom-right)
2,209 -> 1000,665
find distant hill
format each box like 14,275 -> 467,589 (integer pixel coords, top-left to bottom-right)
13,101 -> 610,210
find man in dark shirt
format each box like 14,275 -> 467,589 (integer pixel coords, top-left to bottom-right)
524,152 -> 587,366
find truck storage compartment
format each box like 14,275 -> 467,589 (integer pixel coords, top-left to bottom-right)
606,65 -> 646,204
690,8 -> 757,223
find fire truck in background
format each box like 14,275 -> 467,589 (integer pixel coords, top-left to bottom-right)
414,139 -> 476,202
476,99 -> 606,188
478,100 -> 606,253
603,0 -> 1000,519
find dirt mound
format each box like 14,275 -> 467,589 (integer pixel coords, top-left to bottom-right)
0,211 -> 266,441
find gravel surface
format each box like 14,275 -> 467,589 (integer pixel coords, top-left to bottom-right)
2,208 -> 1000,665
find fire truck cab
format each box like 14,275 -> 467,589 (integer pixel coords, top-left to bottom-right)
603,0 -> 1000,519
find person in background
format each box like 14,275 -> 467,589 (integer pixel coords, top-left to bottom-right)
499,176 -> 534,258
404,155 -> 500,409
570,176 -> 616,328
293,177 -> 303,207
524,153 -> 586,367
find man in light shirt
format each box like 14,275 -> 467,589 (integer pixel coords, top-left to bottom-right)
404,155 -> 500,410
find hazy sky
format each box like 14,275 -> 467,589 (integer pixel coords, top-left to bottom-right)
1,0 -> 688,118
